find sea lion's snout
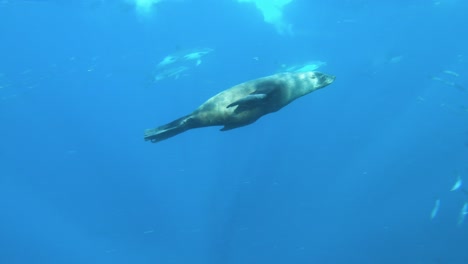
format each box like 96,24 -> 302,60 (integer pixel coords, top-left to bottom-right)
310,72 -> 335,89
318,72 -> 336,85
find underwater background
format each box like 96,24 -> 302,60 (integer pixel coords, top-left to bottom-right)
0,0 -> 467,263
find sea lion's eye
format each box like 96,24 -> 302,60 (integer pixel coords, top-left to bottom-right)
310,76 -> 317,79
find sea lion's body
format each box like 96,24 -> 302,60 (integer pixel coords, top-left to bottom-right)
144,71 -> 335,143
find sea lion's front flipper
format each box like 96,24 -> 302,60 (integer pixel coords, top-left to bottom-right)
226,82 -> 280,111
226,94 -> 267,109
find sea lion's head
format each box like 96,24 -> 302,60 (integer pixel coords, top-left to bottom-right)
304,71 -> 335,89
294,71 -> 335,94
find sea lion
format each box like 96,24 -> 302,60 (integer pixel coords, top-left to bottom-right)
144,71 -> 335,143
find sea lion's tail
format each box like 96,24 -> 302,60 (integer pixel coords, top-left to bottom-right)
144,114 -> 194,143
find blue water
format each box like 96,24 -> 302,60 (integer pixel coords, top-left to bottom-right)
1,1 -> 467,263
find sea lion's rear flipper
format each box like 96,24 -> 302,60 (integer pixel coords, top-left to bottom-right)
144,115 -> 195,143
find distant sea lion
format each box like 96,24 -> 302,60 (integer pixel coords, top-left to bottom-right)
144,71 -> 335,143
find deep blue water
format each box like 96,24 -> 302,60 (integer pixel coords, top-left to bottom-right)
1,1 -> 468,263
